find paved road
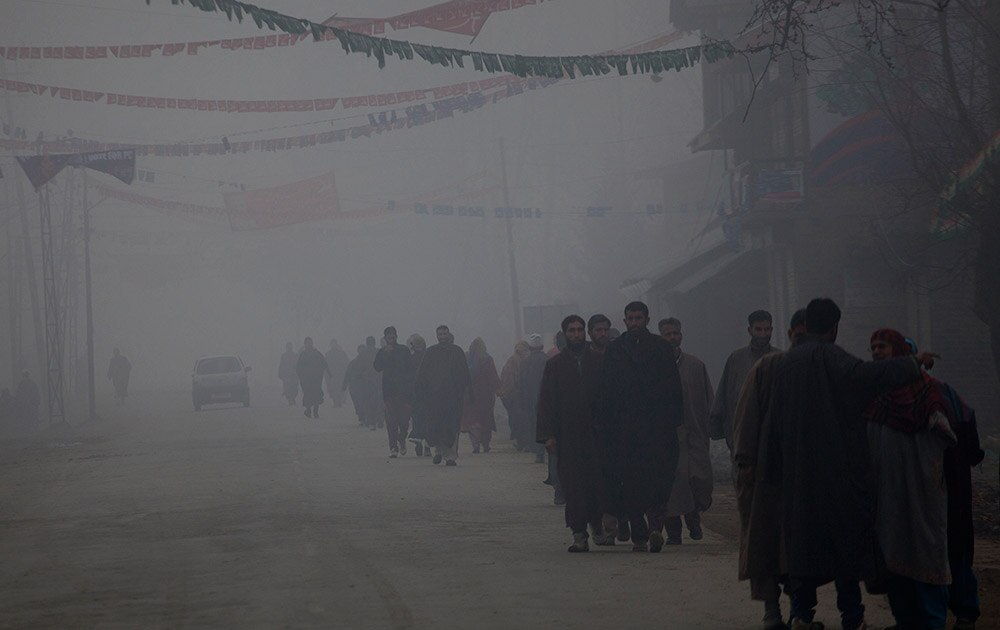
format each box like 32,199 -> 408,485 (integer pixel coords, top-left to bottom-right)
0,392 -> 896,629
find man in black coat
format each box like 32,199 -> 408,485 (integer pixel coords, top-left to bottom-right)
374,325 -> 413,458
537,315 -> 611,552
767,298 -> 937,629
594,301 -> 684,552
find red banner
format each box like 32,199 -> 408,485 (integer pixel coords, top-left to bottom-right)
0,1 -> 547,61
224,171 -> 338,231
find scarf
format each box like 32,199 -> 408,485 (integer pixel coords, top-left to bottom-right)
863,328 -> 946,433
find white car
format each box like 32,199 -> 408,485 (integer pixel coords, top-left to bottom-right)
191,355 -> 251,411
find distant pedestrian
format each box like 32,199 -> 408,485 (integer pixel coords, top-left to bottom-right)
498,341 -> 530,449
367,336 -> 385,430
593,301 -> 683,552
278,342 -> 299,406
296,337 -> 330,419
374,326 -> 413,458
106,348 -> 132,406
324,338 -> 350,407
461,338 -> 500,454
413,325 -> 470,466
658,317 -> 714,545
406,334 -> 432,457
517,334 -> 548,464
710,310 -> 777,451
344,344 -> 376,427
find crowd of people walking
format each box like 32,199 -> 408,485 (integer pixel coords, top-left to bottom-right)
276,296 -> 984,630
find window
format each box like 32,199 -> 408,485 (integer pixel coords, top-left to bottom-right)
196,357 -> 242,375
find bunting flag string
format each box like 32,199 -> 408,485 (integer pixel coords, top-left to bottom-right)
0,73 -> 529,114
0,1 -> 548,61
148,0 -> 737,79
0,30 -> 685,116
0,76 -> 547,156
0,29 -> 687,157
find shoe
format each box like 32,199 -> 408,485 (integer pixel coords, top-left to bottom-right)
688,523 -> 703,540
666,535 -> 682,545
618,520 -> 631,542
631,541 -> 648,552
445,459 -> 457,466
649,531 -> 664,553
482,445 -> 491,453
953,619 -> 976,630
370,425 -> 377,431
604,521 -> 619,541
592,534 -> 615,546
433,454 -> 442,465
567,532 -> 589,553
789,620 -> 824,630
553,488 -> 566,505
389,449 -> 398,459
413,441 -> 424,457
761,613 -> 787,630
303,409 -> 311,418
399,443 -> 407,456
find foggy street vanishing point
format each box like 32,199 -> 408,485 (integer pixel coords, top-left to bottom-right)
1,1 -> 998,628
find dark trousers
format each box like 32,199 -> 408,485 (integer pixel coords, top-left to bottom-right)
788,577 -> 864,629
626,513 -> 650,543
664,511 -> 700,539
384,398 -> 411,451
949,554 -> 980,622
886,575 -> 948,629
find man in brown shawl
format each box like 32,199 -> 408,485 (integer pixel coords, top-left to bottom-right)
658,317 -> 714,545
733,309 -> 806,629
710,310 -> 778,450
536,315 -> 611,552
413,325 -> 470,466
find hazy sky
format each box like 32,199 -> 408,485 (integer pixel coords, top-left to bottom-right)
0,1 -> 723,389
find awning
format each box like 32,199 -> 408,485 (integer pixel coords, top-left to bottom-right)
620,226 -> 771,299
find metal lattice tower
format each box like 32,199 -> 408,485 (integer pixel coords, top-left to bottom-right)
38,185 -> 65,424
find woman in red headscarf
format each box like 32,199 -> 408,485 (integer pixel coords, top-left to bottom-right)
461,338 -> 500,454
864,328 -> 956,629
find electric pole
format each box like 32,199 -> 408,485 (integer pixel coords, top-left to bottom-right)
499,137 -> 523,340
